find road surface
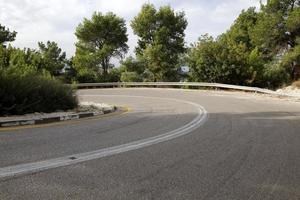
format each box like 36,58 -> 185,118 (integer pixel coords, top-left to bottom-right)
0,88 -> 300,200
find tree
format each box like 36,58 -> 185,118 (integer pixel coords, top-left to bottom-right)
220,8 -> 260,85
249,0 -> 300,80
250,0 -> 299,52
187,0 -> 300,88
131,4 -> 187,81
38,41 -> 66,75
226,8 -> 258,49
188,9 -> 262,86
0,23 -> 17,46
6,48 -> 39,76
120,56 -> 146,75
188,35 -> 226,83
74,12 -> 128,77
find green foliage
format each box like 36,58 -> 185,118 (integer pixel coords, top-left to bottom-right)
120,72 -> 142,82
1,1 -> 300,90
0,24 -> 17,45
227,7 -> 258,49
0,73 -> 77,115
188,8 -> 265,86
188,35 -> 225,83
0,40 -> 68,78
131,4 -> 187,81
38,41 -> 66,75
262,0 -> 299,15
0,23 -> 78,115
0,45 -> 47,77
141,69 -> 155,82
247,47 -> 266,84
282,44 -> 300,66
120,56 -> 146,74
281,44 -> 300,78
250,10 -> 286,54
219,35 -> 253,85
97,67 -> 123,82
119,56 -> 157,82
75,67 -> 98,83
262,62 -> 290,88
188,19 -> 262,86
74,12 -> 128,77
250,0 -> 299,52
188,1 -> 300,88
0,45 -> 10,68
143,43 -> 174,81
286,7 -> 300,33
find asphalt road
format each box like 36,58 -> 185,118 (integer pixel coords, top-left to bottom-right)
0,88 -> 300,200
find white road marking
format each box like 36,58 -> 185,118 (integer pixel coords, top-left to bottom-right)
0,95 -> 208,179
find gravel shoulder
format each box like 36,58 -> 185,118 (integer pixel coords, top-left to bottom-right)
276,85 -> 300,97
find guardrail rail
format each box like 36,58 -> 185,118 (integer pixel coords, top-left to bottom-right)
74,82 -> 299,98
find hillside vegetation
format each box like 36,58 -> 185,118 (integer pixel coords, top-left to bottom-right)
1,0 -> 299,115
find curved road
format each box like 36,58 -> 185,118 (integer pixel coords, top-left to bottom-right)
0,88 -> 300,200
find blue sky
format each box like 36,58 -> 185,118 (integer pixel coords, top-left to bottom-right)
0,0 -> 262,62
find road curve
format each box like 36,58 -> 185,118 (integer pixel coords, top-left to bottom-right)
0,88 -> 300,200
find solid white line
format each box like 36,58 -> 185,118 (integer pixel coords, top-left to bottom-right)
0,95 -> 208,179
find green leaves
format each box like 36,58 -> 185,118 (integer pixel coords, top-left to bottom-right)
188,0 -> 300,88
0,74 -> 77,115
38,41 -> 66,75
74,12 -> 128,76
131,4 -> 157,46
0,24 -> 17,46
131,4 -> 187,81
188,35 -> 225,83
120,56 -> 146,75
286,7 -> 300,34
120,72 -> 142,82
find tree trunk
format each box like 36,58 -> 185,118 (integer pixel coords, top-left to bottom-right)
102,57 -> 110,75
291,62 -> 296,80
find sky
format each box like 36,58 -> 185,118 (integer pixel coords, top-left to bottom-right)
0,0 -> 262,63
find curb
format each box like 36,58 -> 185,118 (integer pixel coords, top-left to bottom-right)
0,106 -> 117,128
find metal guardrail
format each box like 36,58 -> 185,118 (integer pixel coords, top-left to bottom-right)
75,82 -> 299,98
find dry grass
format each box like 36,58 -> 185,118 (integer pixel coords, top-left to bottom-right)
292,80 -> 300,88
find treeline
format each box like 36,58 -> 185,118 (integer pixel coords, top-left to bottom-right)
188,0 -> 300,89
0,26 -> 77,115
73,0 -> 299,89
73,4 -> 187,83
1,0 -> 300,90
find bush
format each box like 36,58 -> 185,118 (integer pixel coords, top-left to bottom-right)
98,68 -> 123,82
75,68 -> 98,83
121,72 -> 142,82
0,73 -> 77,115
261,63 -> 290,89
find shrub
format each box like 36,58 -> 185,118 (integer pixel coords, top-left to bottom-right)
98,68 -> 123,82
0,73 -> 77,115
120,72 -> 142,82
261,63 -> 290,89
75,68 -> 98,83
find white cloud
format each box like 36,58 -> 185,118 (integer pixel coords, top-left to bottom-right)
0,0 -> 261,63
